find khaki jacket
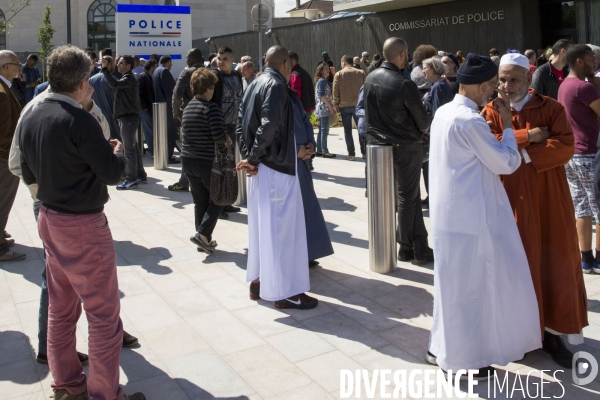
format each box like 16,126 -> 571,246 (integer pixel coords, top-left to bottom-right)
333,65 -> 365,109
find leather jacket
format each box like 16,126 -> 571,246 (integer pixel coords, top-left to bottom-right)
236,68 -> 297,175
531,62 -> 568,100
102,69 -> 141,119
364,62 -> 430,145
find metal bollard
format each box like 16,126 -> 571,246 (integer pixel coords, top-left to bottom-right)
152,103 -> 168,170
367,144 -> 397,273
233,140 -> 247,206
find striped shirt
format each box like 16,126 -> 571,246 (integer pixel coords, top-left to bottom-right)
181,97 -> 227,160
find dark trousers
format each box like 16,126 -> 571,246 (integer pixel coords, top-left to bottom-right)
33,201 -> 49,356
393,145 -> 429,254
182,157 -> 224,241
594,150 -> 600,214
119,115 -> 146,182
422,161 -> 429,198
140,110 -> 153,155
0,160 -> 19,255
340,106 -> 365,156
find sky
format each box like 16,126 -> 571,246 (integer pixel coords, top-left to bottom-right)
275,0 -> 300,17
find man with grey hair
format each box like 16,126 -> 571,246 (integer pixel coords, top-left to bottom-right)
19,45 -> 145,400
0,50 -> 25,262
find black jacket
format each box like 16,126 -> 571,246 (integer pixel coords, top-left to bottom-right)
102,68 -> 141,119
10,78 -> 27,107
173,63 -> 203,120
364,62 -> 430,145
531,62 -> 569,100
291,64 -> 316,111
136,71 -> 155,115
236,68 -> 298,175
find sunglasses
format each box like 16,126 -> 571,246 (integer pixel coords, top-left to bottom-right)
442,60 -> 454,64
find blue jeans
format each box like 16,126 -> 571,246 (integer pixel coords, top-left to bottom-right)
317,116 -> 330,154
34,201 -> 48,356
340,106 -> 364,156
140,110 -> 153,155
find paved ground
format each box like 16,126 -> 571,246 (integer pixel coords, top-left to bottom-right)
2,127 -> 600,400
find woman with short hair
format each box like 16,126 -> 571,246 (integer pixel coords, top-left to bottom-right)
313,63 -> 336,158
181,68 -> 231,253
421,56 -> 455,209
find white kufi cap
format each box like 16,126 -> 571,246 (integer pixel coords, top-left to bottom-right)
499,53 -> 530,70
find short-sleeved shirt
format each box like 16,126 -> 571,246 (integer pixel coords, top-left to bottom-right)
558,77 -> 600,154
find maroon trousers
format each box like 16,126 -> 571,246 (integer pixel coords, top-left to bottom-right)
38,207 -> 123,400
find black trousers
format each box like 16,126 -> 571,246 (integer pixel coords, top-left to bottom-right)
0,160 -> 19,255
393,145 -> 429,255
182,157 -> 224,241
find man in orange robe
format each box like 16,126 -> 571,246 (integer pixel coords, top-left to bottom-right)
481,53 -> 588,369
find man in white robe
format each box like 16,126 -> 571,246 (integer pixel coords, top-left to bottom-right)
236,46 -> 318,310
427,53 -> 541,379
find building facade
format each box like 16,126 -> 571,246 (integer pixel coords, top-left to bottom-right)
334,0 -> 600,47
0,0 -> 272,53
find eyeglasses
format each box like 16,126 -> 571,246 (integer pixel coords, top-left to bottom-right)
1,63 -> 21,68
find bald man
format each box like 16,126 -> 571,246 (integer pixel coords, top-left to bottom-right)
0,50 -> 25,261
236,45 -> 319,310
364,37 -> 433,263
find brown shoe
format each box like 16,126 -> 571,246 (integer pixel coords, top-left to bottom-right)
52,389 -> 88,400
0,250 -> 26,262
3,230 -> 11,238
6,238 -> 14,247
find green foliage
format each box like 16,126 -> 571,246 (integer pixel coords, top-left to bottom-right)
310,112 -> 317,126
37,5 -> 56,68
0,0 -> 33,34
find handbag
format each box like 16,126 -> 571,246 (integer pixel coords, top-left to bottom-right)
210,143 -> 238,206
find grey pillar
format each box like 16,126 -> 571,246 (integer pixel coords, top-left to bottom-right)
152,103 -> 169,170
367,144 -> 397,273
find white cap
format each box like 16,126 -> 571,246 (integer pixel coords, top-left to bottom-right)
362,52 -> 368,57
438,51 -> 445,57
139,57 -> 146,61
499,53 -> 529,70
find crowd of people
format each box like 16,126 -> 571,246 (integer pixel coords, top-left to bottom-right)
0,31 -> 600,397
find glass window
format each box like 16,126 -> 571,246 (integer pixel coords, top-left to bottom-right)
165,0 -> 176,5
87,0 -> 117,52
0,9 -> 6,50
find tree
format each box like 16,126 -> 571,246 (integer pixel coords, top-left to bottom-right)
37,4 -> 56,80
0,0 -> 33,34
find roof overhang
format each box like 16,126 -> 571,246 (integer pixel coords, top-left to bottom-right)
333,0 -> 455,13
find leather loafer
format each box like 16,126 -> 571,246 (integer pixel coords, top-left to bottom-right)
543,332 -> 573,369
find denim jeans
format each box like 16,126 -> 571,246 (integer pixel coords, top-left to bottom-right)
34,201 -> 49,356
119,114 -> 146,182
182,157 -> 224,241
316,116 -> 330,154
340,106 -> 365,156
140,109 -> 153,155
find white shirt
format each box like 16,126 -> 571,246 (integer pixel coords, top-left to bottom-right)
0,74 -> 13,88
510,93 -> 533,163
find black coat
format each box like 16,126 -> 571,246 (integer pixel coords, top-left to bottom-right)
364,62 -> 430,145
236,68 -> 298,176
102,69 -> 141,119
531,62 -> 568,100
136,71 -> 155,115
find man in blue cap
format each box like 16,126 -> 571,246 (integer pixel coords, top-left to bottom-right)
427,53 -> 541,380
